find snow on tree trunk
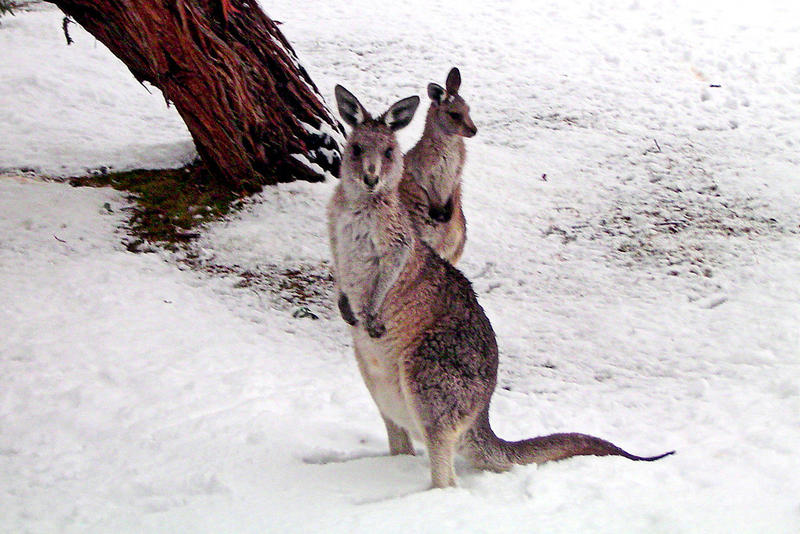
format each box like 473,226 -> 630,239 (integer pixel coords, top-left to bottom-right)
48,0 -> 344,192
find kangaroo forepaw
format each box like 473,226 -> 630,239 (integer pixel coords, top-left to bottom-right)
428,196 -> 454,223
337,293 -> 358,326
365,314 -> 386,338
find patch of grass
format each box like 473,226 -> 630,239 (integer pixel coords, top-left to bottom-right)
71,165 -> 242,251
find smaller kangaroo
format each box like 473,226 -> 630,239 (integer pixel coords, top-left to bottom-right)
399,67 -> 477,265
328,85 -> 673,489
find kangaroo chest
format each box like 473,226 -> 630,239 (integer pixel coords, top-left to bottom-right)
334,207 -> 383,314
428,152 -> 463,202
409,136 -> 465,204
333,202 -> 422,437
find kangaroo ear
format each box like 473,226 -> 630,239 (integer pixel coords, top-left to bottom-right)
383,95 -> 420,131
427,83 -> 445,104
335,85 -> 369,128
445,67 -> 461,95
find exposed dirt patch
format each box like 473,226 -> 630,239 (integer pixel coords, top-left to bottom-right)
543,139 -> 797,280
70,165 -> 244,251
182,255 -> 336,319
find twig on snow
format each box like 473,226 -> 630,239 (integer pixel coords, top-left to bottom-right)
62,16 -> 74,45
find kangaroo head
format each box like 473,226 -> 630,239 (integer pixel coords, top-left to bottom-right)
426,67 -> 477,138
334,84 -> 420,195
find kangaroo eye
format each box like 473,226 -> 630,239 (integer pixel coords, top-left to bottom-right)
351,144 -> 362,158
448,112 -> 462,121
384,147 -> 394,159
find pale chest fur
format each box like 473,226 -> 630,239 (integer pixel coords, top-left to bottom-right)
328,187 -> 413,317
328,187 -> 424,436
331,204 -> 381,315
426,147 -> 465,204
405,137 -> 466,205
352,329 -> 421,437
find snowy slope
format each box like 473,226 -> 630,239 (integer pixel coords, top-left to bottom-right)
0,4 -> 194,176
2,1 -> 800,533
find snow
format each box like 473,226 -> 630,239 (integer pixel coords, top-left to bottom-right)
2,1 -> 800,532
0,5 -> 194,176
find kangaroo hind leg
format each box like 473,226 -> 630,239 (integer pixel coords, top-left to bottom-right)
426,426 -> 460,488
383,415 -> 415,456
404,321 -> 497,488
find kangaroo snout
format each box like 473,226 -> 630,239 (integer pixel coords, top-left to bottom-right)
363,174 -> 379,188
463,116 -> 478,138
363,161 -> 380,188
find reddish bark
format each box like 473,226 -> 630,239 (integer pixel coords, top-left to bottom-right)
49,0 -> 343,192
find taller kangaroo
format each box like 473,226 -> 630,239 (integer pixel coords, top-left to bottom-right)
400,67 -> 476,264
328,85 -> 673,489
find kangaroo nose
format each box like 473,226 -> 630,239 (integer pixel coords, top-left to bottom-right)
363,174 -> 378,188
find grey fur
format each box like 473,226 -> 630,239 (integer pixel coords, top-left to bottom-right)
328,86 -> 674,489
427,83 -> 446,104
335,84 -> 369,127
445,67 -> 461,94
382,96 -> 421,131
399,67 -> 477,265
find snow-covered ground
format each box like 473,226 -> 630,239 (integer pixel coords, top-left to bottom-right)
2,1 -> 799,532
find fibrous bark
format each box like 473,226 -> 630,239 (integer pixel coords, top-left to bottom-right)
49,0 -> 344,192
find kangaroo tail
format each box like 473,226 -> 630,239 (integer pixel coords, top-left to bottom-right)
461,409 -> 674,471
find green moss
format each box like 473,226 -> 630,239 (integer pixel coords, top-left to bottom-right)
71,165 -> 242,251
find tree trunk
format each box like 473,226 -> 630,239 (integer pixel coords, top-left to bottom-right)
48,0 -> 344,192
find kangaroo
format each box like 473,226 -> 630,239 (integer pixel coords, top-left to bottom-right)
328,85 -> 673,489
399,67 -> 476,265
